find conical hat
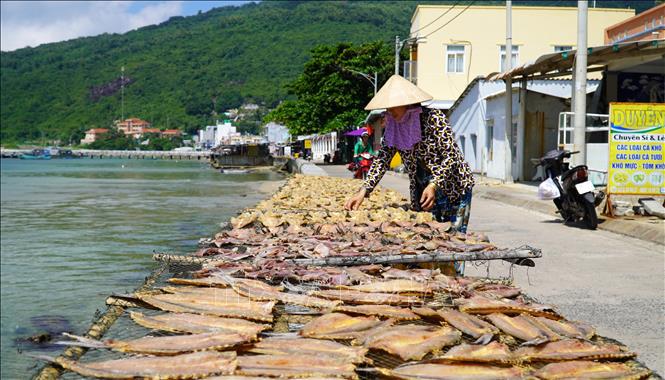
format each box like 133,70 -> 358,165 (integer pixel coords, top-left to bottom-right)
365,75 -> 433,110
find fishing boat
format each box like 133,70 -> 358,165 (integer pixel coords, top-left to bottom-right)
20,149 -> 52,160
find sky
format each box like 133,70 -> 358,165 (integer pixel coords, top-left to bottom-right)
0,1 -> 253,52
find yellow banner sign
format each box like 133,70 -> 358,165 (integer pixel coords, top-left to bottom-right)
304,139 -> 312,149
607,102 -> 665,195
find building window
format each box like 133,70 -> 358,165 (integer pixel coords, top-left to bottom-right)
485,119 -> 494,161
500,45 -> 519,72
554,45 -> 573,52
446,45 -> 465,73
459,135 -> 466,156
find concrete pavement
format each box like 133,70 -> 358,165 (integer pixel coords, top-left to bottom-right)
319,164 -> 664,375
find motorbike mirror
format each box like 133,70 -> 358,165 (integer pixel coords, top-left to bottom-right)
570,151 -> 580,154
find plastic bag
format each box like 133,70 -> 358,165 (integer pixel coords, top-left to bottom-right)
538,178 -> 560,200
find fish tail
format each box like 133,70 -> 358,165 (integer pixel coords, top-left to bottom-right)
473,333 -> 494,345
55,333 -> 106,349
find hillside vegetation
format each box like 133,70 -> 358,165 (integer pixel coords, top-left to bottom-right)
0,0 -> 655,144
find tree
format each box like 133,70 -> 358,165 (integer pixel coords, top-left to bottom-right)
265,41 -> 395,135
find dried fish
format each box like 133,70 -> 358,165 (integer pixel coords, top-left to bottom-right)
535,317 -> 595,340
299,312 -> 384,340
312,289 -> 422,306
236,354 -> 358,379
57,331 -> 254,355
35,351 -> 236,379
136,292 -> 275,322
129,311 -> 270,335
437,308 -> 498,345
334,304 -> 420,321
377,362 -> 526,380
222,276 -> 340,309
533,360 -> 651,379
486,313 -> 560,345
339,279 -> 435,294
359,325 -> 461,361
433,342 -> 514,364
247,336 -> 368,364
458,296 -> 561,319
514,339 -> 637,362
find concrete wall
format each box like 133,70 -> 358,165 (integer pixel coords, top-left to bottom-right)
410,5 -> 634,103
285,158 -> 328,176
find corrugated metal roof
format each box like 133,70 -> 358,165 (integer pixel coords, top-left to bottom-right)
483,80 -> 601,100
487,39 -> 665,81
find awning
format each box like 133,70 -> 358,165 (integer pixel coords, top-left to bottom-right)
487,40 -> 665,81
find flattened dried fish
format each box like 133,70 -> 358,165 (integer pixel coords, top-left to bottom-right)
137,292 -> 275,322
312,289 -> 421,306
225,276 -> 340,309
36,351 -> 236,379
168,276 -> 230,287
535,317 -> 595,340
57,331 -> 254,355
437,308 -> 498,344
515,339 -> 637,362
458,296 -> 561,319
377,363 -> 526,380
533,360 -> 651,380
334,304 -> 420,321
247,336 -> 368,363
340,279 -> 434,294
129,311 -> 270,335
360,325 -> 461,361
236,354 -> 358,379
299,312 -> 383,340
434,342 -> 514,364
486,313 -> 560,345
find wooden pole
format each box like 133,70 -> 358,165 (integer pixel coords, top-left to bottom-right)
152,246 -> 541,267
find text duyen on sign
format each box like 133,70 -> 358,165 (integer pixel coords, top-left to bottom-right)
607,102 -> 665,195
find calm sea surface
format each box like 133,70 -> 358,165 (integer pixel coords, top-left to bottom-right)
0,158 -> 283,378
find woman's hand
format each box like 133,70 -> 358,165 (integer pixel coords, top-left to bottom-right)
420,183 -> 436,211
345,188 -> 367,210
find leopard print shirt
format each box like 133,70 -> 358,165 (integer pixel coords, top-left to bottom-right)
362,108 -> 475,210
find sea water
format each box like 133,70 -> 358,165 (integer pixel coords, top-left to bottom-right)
0,158 -> 283,377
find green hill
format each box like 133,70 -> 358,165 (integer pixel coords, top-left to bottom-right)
0,0 -> 656,144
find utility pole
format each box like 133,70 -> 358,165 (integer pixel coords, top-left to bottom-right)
121,66 -> 125,121
395,36 -> 400,75
504,0 -> 513,183
573,0 -> 588,166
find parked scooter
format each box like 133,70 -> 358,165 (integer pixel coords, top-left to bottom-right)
533,149 -> 604,229
347,153 -> 374,180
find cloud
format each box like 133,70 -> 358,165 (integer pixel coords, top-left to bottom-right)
1,1 -> 184,52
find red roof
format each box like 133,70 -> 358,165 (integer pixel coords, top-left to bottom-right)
143,128 -> 161,133
162,129 -> 181,135
87,128 -> 109,134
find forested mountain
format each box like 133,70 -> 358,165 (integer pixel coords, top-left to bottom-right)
0,0 -> 657,144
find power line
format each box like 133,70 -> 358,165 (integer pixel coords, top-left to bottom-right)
409,1 -> 461,36
422,1 -> 476,39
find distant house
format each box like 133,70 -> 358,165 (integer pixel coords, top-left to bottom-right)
115,118 -> 151,138
605,3 -> 664,43
80,128 -> 109,144
162,129 -> 182,137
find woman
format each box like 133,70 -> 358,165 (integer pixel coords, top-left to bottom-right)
353,130 -> 375,163
345,74 -> 475,240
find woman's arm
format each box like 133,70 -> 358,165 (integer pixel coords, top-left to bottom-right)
362,143 -> 396,194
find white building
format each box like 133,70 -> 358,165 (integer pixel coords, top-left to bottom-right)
448,78 -> 599,181
197,120 -> 240,149
299,132 -> 339,162
265,122 -> 290,145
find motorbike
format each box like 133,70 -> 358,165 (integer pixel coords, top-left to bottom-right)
532,149 -> 604,230
347,152 -> 374,180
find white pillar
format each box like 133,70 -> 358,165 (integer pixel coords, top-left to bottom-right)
573,0 -> 588,166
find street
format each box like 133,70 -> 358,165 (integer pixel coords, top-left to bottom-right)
320,165 -> 664,375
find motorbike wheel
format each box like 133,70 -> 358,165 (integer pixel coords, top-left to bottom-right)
581,196 -> 598,230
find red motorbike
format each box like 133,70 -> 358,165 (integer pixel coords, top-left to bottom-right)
347,153 -> 374,180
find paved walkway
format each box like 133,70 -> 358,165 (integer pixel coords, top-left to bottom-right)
318,164 -> 664,375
